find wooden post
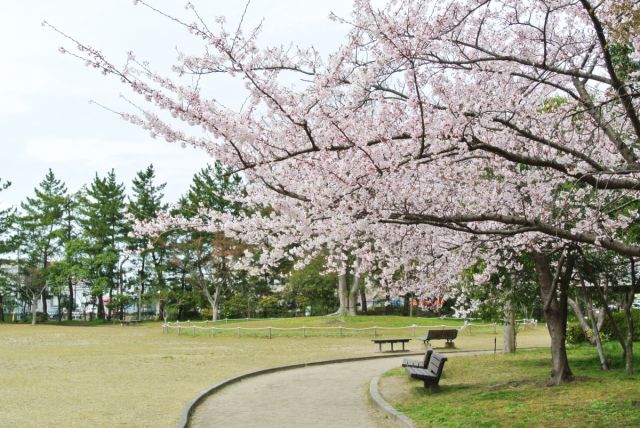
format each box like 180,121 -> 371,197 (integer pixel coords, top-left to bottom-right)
269,327 -> 272,339
412,324 -> 416,337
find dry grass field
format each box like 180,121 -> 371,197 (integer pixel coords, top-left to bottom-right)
0,319 -> 550,427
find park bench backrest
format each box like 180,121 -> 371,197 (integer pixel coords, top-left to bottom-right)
423,347 -> 433,366
426,329 -> 458,340
427,352 -> 447,380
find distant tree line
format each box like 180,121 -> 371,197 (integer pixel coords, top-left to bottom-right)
0,164 -> 343,324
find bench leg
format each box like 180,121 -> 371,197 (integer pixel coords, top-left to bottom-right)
379,343 -> 382,352
429,383 -> 440,393
402,342 -> 405,351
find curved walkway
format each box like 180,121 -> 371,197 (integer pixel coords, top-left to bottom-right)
190,356 -> 405,428
190,350 -> 499,428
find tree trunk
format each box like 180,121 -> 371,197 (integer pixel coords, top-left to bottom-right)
31,295 -> 38,325
41,291 -> 48,320
568,297 -> 596,346
202,283 -> 221,321
57,293 -> 63,322
347,260 -> 361,316
532,250 -> 574,385
503,300 -> 517,353
623,258 -> 635,375
67,278 -> 74,321
578,276 -> 608,369
97,295 -> 105,320
138,257 -> 145,321
333,272 -> 349,316
360,286 -> 368,314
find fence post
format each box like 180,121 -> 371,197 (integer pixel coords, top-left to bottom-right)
269,327 -> 272,339
412,324 -> 416,337
340,326 -> 343,337
237,327 -> 240,337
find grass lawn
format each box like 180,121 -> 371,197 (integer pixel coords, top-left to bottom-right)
380,343 -> 640,427
0,317 -> 549,427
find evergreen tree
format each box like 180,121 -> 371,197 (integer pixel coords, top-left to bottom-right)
173,162 -> 244,320
79,170 -> 129,320
0,179 -> 15,322
128,164 -> 167,320
18,169 -> 67,320
47,193 -> 90,321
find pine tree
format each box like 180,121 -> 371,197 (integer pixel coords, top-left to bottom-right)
47,193 -> 90,321
0,179 -> 15,322
174,162 -> 245,320
79,170 -> 129,320
128,164 -> 167,320
18,169 -> 67,321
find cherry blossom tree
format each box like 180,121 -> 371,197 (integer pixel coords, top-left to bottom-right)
52,0 -> 640,384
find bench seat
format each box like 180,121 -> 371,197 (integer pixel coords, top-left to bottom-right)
404,351 -> 447,393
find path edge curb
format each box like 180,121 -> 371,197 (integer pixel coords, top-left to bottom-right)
177,346 -> 545,427
177,351 -> 421,428
369,375 -> 416,428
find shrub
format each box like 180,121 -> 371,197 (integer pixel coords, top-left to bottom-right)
566,323 -> 587,344
600,309 -> 640,341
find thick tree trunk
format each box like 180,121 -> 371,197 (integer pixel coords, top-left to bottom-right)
503,300 -> 517,353
97,295 -> 105,320
347,260 -> 360,316
360,286 -> 368,314
533,250 -> 574,385
41,291 -> 48,320
67,279 -> 74,321
332,272 -> 349,316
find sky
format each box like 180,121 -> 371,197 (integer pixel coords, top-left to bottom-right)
0,0 -> 353,209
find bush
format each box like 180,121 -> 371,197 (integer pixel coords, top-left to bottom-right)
566,323 -> 587,344
600,309 -> 640,341
24,311 -> 48,323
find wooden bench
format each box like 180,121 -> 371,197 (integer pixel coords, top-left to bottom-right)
405,352 -> 447,393
402,346 -> 433,369
371,338 -> 411,352
417,329 -> 458,348
120,317 -> 141,326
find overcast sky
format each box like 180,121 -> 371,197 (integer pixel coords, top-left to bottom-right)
0,0 -> 352,209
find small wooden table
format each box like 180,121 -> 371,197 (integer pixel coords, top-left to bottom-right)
372,338 -> 411,352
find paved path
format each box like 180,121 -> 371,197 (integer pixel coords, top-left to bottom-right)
190,357 -> 406,428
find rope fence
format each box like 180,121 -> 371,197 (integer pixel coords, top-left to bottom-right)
162,319 -> 539,338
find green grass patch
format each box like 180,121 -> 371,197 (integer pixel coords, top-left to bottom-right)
381,343 -> 640,428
